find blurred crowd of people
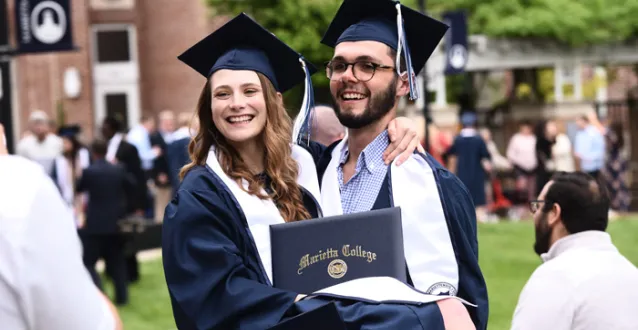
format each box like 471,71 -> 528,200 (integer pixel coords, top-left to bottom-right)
439,111 -> 630,222
13,109 -> 197,306
14,106 -> 632,230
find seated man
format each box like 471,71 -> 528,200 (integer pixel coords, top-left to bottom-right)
295,0 -> 488,329
511,171 -> 638,330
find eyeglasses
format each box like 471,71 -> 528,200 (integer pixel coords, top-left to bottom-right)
325,60 -> 394,82
529,200 -> 547,213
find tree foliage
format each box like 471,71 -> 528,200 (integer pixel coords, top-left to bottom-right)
209,0 -> 638,53
206,0 -> 638,107
420,0 -> 638,47
207,0 -> 340,91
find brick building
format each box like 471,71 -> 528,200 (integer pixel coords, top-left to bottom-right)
5,0 -> 223,143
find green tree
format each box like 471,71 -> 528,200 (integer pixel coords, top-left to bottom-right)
207,0 -> 339,92
207,0 -> 638,108
419,0 -> 638,47
212,0 -> 638,54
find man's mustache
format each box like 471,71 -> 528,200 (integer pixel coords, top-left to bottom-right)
336,84 -> 370,96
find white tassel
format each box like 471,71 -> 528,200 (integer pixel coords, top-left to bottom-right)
292,58 -> 313,145
395,3 -> 405,76
395,2 -> 419,100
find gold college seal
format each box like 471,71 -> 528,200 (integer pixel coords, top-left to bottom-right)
327,259 -> 347,279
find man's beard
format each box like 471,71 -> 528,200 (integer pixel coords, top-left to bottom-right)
332,76 -> 397,129
533,213 -> 553,256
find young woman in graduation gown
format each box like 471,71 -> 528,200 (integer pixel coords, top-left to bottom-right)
161,13 -> 434,330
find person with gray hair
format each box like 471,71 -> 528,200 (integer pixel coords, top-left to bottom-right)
310,105 -> 345,146
16,110 -> 63,173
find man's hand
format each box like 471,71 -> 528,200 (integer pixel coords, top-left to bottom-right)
0,123 -> 7,156
437,298 -> 476,330
383,117 -> 425,166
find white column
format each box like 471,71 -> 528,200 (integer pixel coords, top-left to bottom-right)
10,59 -> 21,145
573,62 -> 583,101
554,64 -> 564,102
595,66 -> 608,118
435,73 -> 447,107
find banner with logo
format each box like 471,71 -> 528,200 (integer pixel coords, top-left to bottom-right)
443,11 -> 468,75
14,0 -> 74,54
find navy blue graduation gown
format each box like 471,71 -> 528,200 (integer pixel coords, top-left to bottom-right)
163,165 -> 323,330
303,141 -> 489,330
166,136 -> 191,193
163,164 -> 442,330
443,134 -> 491,206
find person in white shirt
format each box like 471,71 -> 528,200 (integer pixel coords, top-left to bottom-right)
16,110 -> 63,173
511,171 -> 638,330
552,132 -> 575,173
506,121 -> 538,220
127,115 -> 161,173
0,124 -> 123,330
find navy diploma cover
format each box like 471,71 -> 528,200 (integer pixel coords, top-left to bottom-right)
270,207 -> 407,294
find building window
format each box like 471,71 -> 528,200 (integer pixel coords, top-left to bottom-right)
105,93 -> 129,130
96,30 -> 130,63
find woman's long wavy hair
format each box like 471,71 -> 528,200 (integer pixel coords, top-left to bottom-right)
180,73 -> 310,222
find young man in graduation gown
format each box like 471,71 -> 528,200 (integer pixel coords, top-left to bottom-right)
295,1 -> 489,328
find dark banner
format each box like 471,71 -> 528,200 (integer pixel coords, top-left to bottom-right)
0,61 -> 15,154
0,0 -> 8,46
14,0 -> 74,54
443,11 -> 468,75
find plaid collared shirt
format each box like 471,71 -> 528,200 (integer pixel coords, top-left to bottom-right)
337,130 -> 390,214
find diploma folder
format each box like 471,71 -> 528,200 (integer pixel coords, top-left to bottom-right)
270,207 -> 406,294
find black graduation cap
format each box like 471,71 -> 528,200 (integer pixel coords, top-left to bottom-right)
178,12 -> 317,94
321,0 -> 448,100
58,124 -> 81,138
178,12 -> 318,146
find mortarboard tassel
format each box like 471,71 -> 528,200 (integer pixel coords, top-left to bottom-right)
292,57 -> 316,146
395,3 -> 419,101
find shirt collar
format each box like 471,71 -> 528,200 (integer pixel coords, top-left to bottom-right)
339,130 -> 389,173
541,230 -> 616,263
172,127 -> 192,140
460,128 -> 477,137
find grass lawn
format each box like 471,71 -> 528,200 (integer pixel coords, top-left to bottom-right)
112,219 -> 638,330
